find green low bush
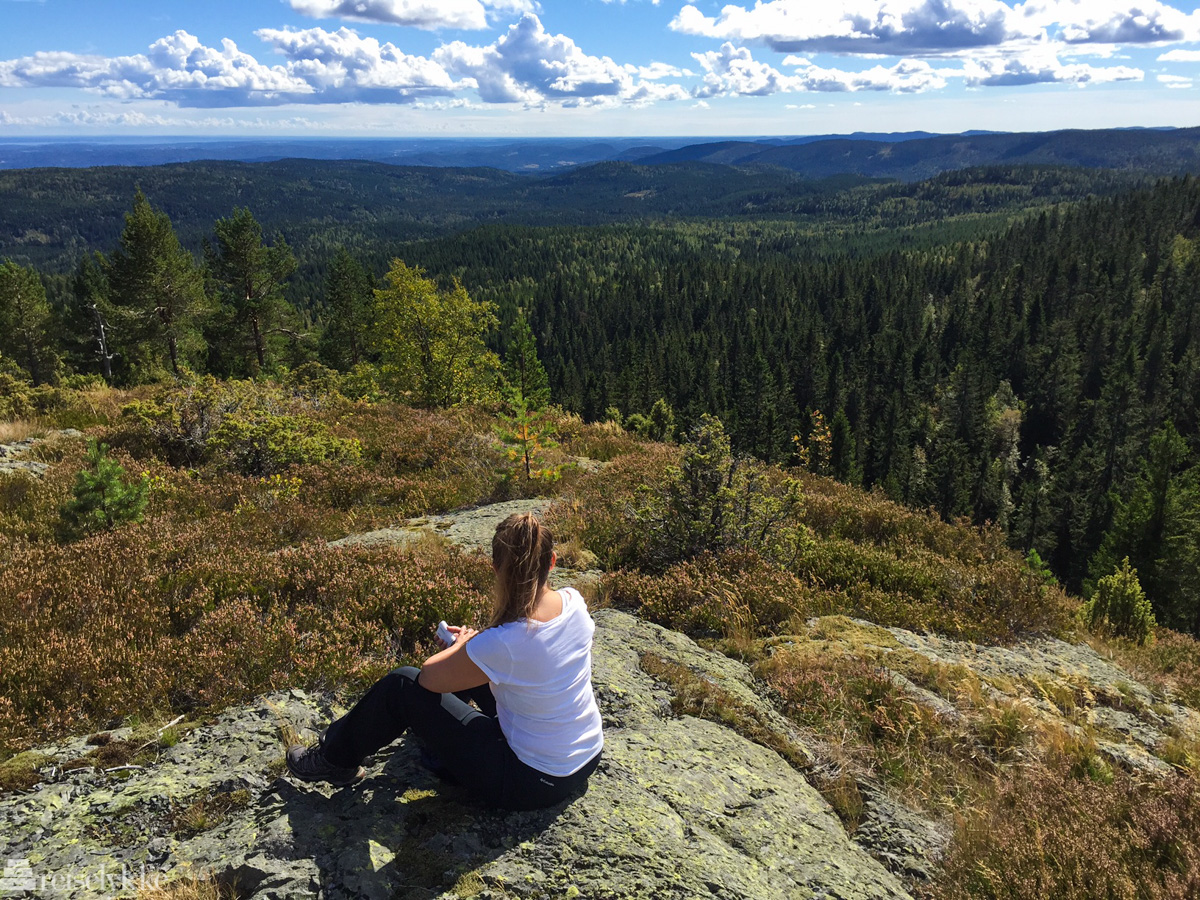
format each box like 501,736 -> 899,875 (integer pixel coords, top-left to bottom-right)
1084,557 -> 1156,645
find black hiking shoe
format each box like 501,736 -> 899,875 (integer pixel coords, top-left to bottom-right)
286,742 -> 365,786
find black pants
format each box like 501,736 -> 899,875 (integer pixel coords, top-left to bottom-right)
320,667 -> 600,811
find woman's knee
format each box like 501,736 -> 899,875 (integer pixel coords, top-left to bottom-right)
391,666 -> 421,683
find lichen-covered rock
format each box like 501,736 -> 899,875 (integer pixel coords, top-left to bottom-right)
0,610 -> 910,900
0,428 -> 82,477
328,499 -> 552,554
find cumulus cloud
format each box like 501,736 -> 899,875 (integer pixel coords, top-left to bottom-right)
962,51 -> 1143,84
624,61 -> 693,80
1158,48 -> 1200,61
0,28 -> 459,106
1156,72 -> 1193,87
286,0 -> 534,31
1021,0 -> 1200,45
671,0 -> 1200,57
0,33 -> 315,106
256,26 -> 461,101
672,0 -> 1037,57
435,13 -> 688,105
692,42 -> 950,96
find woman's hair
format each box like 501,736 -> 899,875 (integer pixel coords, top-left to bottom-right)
490,512 -> 555,627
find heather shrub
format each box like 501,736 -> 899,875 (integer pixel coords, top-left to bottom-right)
553,414 -> 642,462
1084,557 -> 1156,645
1112,628 -> 1200,709
0,525 -> 494,753
605,551 -> 809,639
546,444 -> 678,568
927,766 -> 1200,900
759,635 -> 1036,810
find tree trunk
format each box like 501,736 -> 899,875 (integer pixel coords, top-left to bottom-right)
251,314 -> 266,372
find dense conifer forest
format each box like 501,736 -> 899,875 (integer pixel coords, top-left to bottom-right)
1,160 -> 1198,633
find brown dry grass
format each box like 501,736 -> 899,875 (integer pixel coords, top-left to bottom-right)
0,420 -> 44,443
137,874 -> 239,900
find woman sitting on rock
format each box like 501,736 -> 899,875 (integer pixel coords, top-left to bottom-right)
286,512 -> 604,810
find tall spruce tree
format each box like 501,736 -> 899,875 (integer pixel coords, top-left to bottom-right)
1087,422 -> 1200,632
318,248 -> 373,371
106,190 -> 208,376
0,259 -> 59,385
65,252 -> 117,382
207,207 -> 297,375
504,309 -> 551,410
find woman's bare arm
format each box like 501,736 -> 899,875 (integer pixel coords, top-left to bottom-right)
419,627 -> 489,693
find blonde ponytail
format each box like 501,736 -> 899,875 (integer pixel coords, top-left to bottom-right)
490,512 -> 554,627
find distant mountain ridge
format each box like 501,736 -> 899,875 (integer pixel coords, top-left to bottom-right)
0,127 -> 1191,175
640,127 -> 1200,181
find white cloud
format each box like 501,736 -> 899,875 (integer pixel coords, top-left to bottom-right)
286,0 -> 534,31
671,0 -> 1037,57
0,28 -> 460,106
1020,0 -> 1200,45
0,108 -> 335,129
256,27 -> 461,101
962,51 -> 1143,84
1158,48 -> 1200,61
624,61 -> 693,80
692,42 -> 951,96
435,13 -> 688,105
1156,72 -> 1193,87
0,33 -> 315,106
670,0 -> 1200,57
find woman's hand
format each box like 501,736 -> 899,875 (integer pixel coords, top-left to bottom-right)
438,624 -> 478,648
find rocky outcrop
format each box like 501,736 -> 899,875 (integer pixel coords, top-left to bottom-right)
0,428 -> 82,477
1,608 -> 911,900
328,499 -> 553,555
843,619 -> 1198,777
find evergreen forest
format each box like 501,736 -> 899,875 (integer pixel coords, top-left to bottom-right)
2,158 -> 1199,637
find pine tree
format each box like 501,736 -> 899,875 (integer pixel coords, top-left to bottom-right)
65,253 -> 117,382
318,249 -> 373,371
106,190 -> 208,376
59,441 -> 149,539
207,207 -> 297,374
504,309 -> 550,411
0,260 -> 59,386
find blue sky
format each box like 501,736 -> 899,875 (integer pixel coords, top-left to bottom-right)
1,0 -> 1198,137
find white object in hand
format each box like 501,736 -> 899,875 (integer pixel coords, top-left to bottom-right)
437,620 -> 456,646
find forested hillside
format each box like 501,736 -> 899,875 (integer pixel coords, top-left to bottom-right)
396,177 -> 1200,620
0,159 -> 1146,277
1,162 -> 1198,633
642,126 -> 1200,179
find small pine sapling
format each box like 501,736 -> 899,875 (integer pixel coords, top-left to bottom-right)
496,308 -> 562,481
60,440 -> 149,538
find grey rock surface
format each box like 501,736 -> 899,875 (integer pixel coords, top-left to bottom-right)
328,499 -> 552,554
834,618 -> 1196,776
0,428 -> 82,477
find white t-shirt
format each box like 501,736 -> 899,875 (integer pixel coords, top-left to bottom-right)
465,587 -> 604,777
